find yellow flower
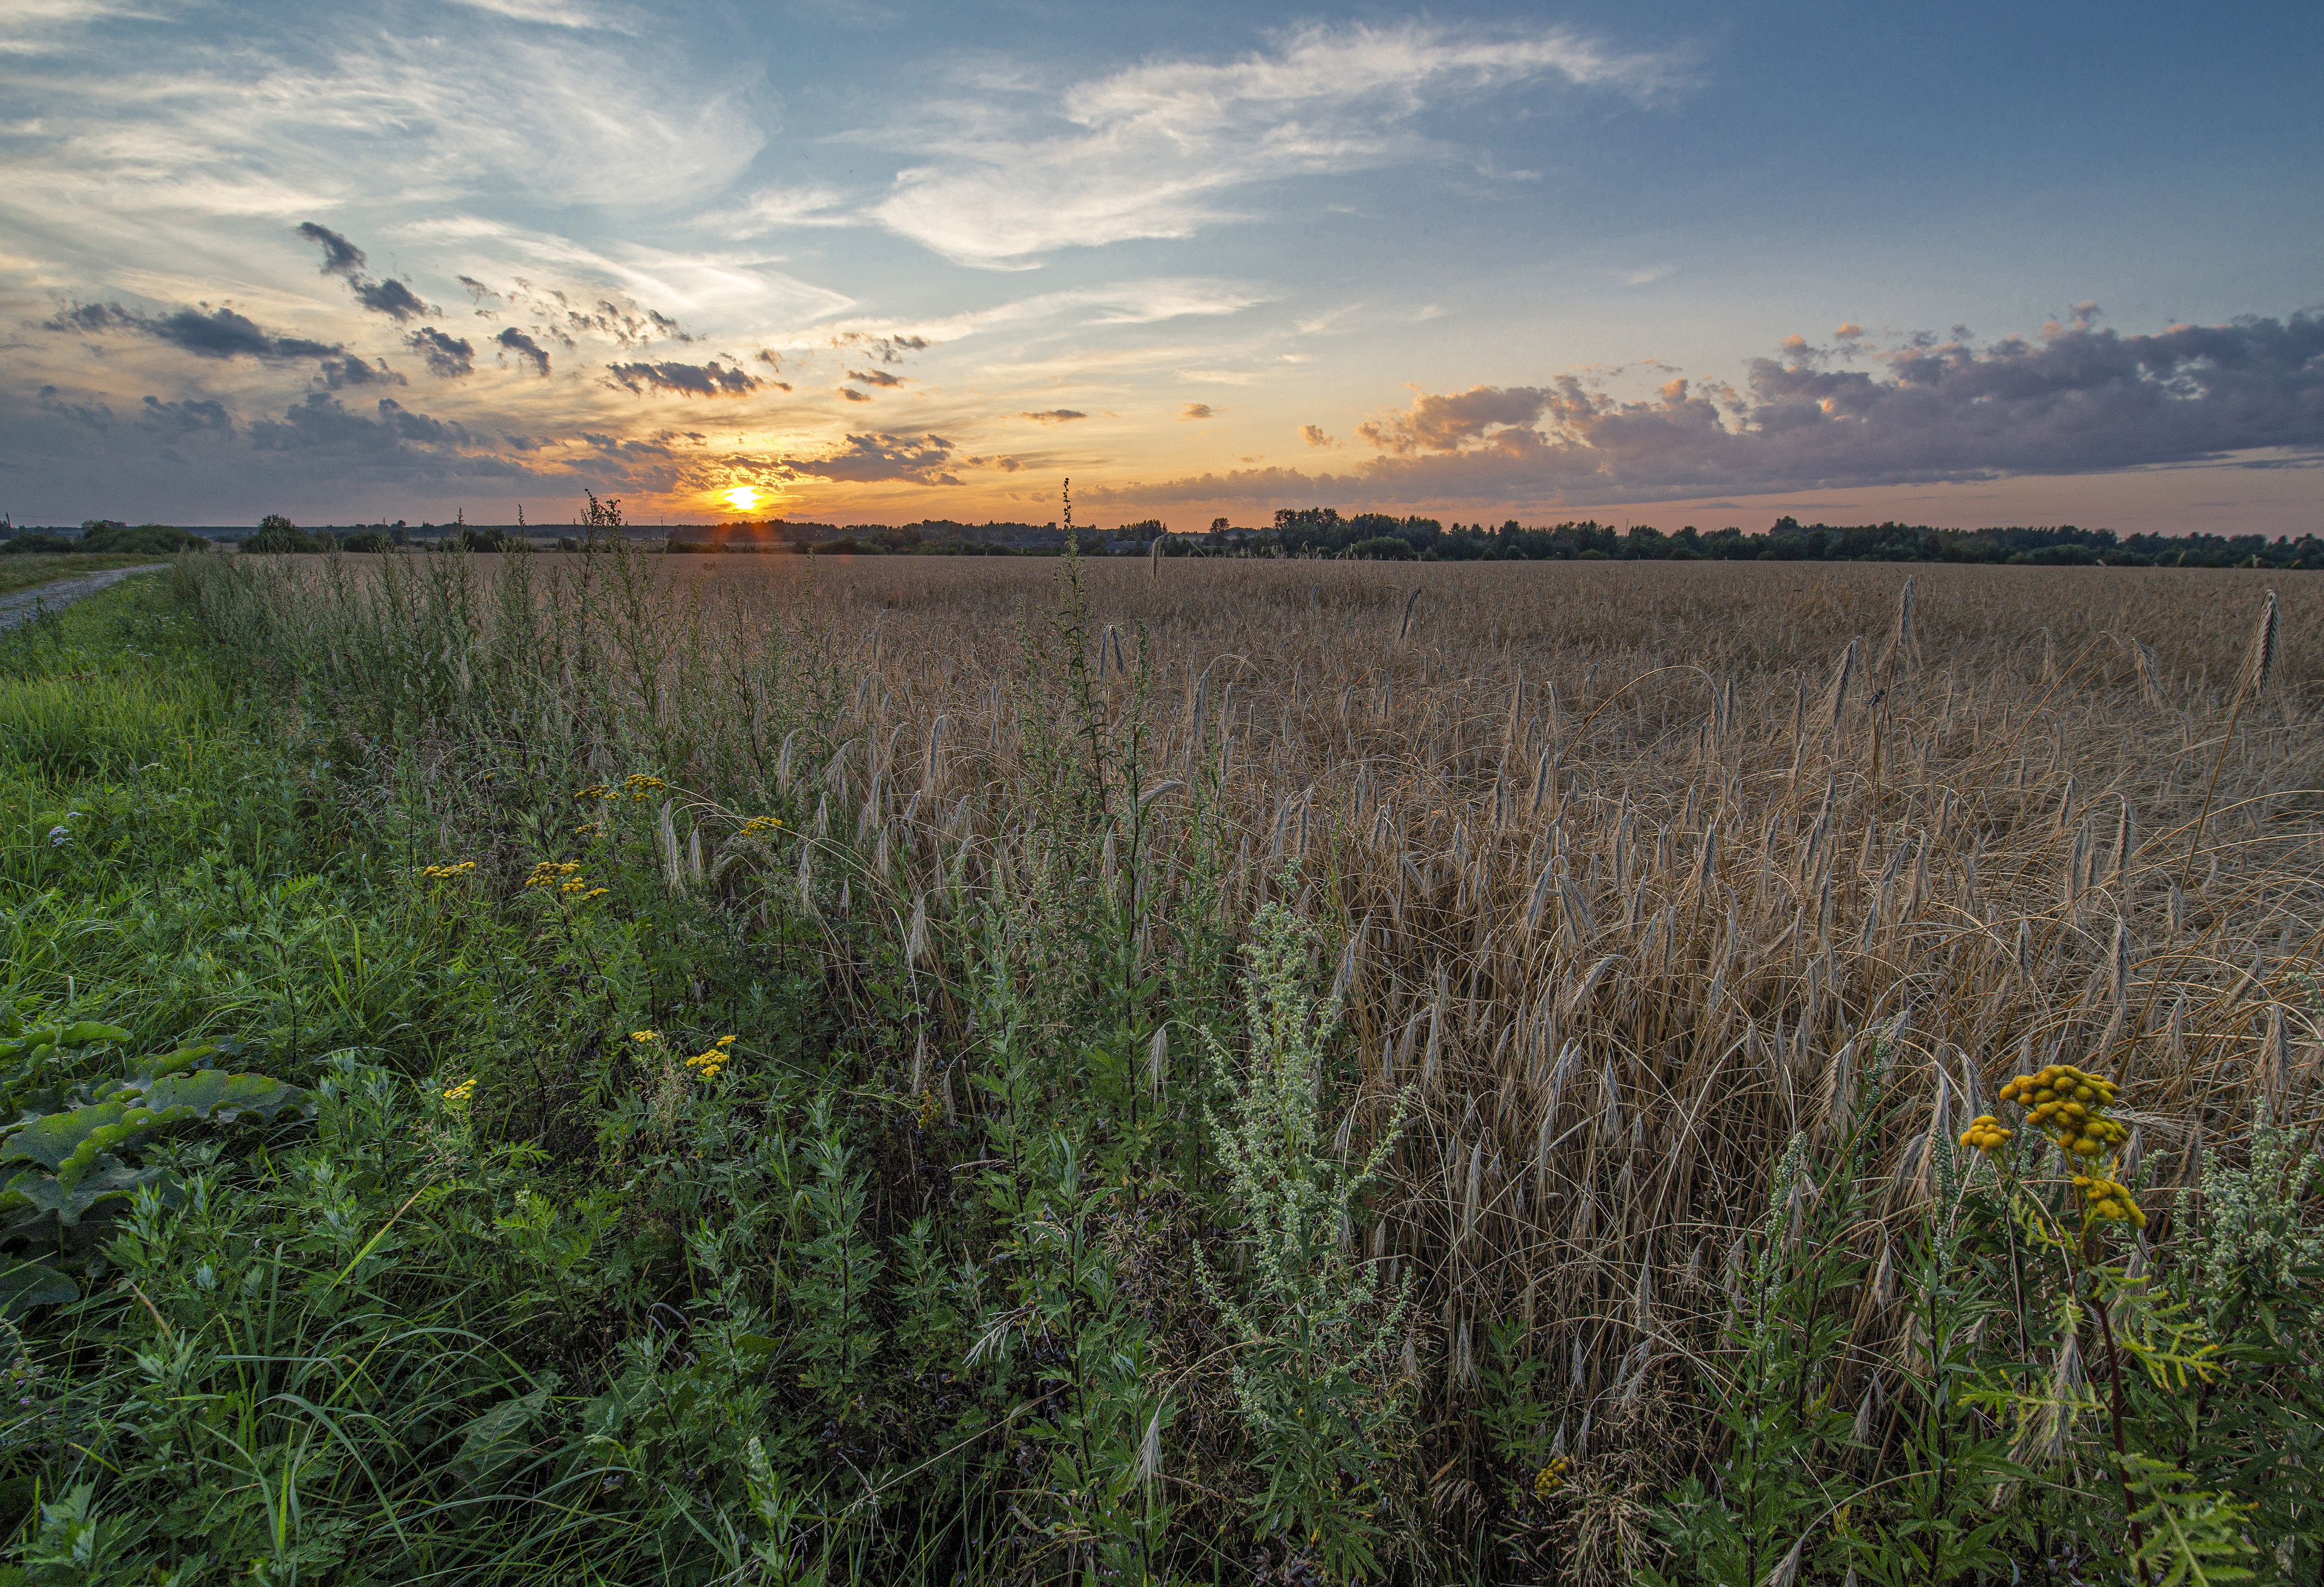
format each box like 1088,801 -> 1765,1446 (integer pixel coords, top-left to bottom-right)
631,1030 -> 659,1044
740,815 -> 785,836
1958,1114 -> 2012,1155
442,1077 -> 477,1106
1533,1456 -> 1572,1499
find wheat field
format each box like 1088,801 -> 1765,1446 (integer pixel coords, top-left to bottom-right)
224,549 -> 2321,1568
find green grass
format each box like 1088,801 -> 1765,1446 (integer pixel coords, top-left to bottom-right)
0,566 -> 2314,1586
0,554 -> 169,600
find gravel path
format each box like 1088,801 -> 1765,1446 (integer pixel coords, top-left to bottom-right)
0,564 -> 165,635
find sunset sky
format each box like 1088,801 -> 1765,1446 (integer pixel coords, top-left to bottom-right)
4,0 -> 2320,533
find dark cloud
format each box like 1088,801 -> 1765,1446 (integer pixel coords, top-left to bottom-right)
566,298 -> 691,347
407,327 -> 475,378
1110,308 -> 2324,509
297,222 -> 367,278
353,277 -> 438,323
494,327 -> 551,377
1301,424 -> 1335,447
37,385 -> 112,429
1020,408 -> 1086,424
44,301 -> 341,363
296,221 -> 439,322
965,454 -> 1025,471
319,355 -> 406,389
782,431 -> 960,485
459,275 -> 501,305
1180,402 -> 1218,420
248,392 -> 475,456
604,359 -> 762,398
839,386 -> 874,402
139,395 -> 233,433
833,331 -> 932,364
848,367 -> 907,388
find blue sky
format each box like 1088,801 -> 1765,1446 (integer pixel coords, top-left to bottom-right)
4,0 -> 2320,530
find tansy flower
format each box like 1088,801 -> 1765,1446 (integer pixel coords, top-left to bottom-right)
1958,1114 -> 2012,1155
631,1030 -> 659,1044
740,816 -> 785,836
442,1077 -> 477,1106
1533,1456 -> 1572,1499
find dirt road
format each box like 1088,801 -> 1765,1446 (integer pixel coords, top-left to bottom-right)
0,564 -> 165,635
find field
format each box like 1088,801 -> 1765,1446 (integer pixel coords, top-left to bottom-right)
0,552 -> 168,600
2,549 -> 2318,1584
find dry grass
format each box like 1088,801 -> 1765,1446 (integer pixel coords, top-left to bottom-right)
231,550 -> 2324,1540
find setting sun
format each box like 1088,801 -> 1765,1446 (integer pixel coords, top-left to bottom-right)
722,485 -> 769,514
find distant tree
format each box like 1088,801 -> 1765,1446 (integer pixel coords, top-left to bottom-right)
1350,536 -> 1415,560
244,515 -> 329,553
0,532 -> 76,554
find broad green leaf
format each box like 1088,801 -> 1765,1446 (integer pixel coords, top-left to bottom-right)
0,1258 -> 77,1315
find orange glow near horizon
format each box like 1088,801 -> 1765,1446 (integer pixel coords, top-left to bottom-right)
720,484 -> 774,515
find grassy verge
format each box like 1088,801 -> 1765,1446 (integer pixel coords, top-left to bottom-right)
0,556 -> 168,600
0,562 -> 2316,1585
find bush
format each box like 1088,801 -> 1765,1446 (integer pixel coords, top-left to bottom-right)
0,534 -> 76,555
1349,536 -> 1415,560
76,523 -> 207,555
337,531 -> 392,553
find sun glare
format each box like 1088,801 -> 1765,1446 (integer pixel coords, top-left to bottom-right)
722,485 -> 767,514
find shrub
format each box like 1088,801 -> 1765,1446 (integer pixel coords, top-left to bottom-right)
1349,535 -> 1415,560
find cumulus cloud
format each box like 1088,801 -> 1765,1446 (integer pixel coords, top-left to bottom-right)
782,431 -> 961,485
1300,423 -> 1335,447
839,387 -> 874,402
493,327 -> 550,376
37,385 -> 112,429
407,327 -> 475,378
848,367 -> 907,388
871,21 -> 1681,265
248,392 -> 475,455
319,356 -> 406,388
139,395 -> 233,432
1108,309 -> 2324,509
44,301 -> 341,363
1180,402 -> 1218,420
1021,409 -> 1086,424
297,221 -> 367,278
353,277 -> 438,323
298,222 -> 440,322
604,359 -> 762,397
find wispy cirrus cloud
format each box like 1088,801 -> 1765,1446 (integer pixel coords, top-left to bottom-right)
869,21 -> 1685,266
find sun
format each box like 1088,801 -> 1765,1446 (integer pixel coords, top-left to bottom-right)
722,484 -> 769,514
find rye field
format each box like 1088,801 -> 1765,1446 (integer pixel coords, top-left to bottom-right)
1,548 -> 2318,1584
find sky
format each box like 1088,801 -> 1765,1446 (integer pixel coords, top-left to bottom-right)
3,0 -> 2321,533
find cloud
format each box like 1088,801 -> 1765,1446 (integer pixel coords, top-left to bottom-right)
1108,308 -> 2324,509
1300,423 -> 1335,448
604,359 -> 763,397
319,355 -> 406,388
839,386 -> 874,402
45,301 -> 341,363
248,392 -> 475,456
782,431 -> 961,485
297,221 -> 367,278
407,327 -> 475,378
297,222 -> 440,321
710,183 -> 855,236
37,384 -> 112,429
1179,402 -> 1218,420
847,367 -> 907,388
1021,409 -> 1086,424
870,21 -> 1681,265
139,395 -> 234,432
493,326 -> 550,376
353,277 -> 438,322
459,275 -> 502,305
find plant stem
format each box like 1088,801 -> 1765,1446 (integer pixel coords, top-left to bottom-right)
2089,1282 -> 2151,1584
